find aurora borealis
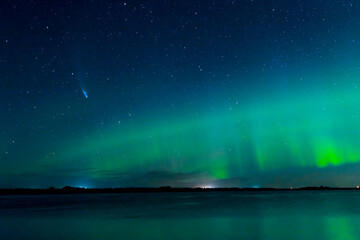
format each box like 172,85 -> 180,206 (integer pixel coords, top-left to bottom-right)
2,0 -> 360,188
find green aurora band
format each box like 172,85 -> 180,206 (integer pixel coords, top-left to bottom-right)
56,78 -> 360,183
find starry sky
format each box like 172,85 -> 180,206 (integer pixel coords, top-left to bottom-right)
2,0 -> 360,188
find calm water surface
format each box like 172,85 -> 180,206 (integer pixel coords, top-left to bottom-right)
1,191 -> 360,240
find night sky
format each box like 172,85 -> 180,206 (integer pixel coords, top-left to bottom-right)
2,0 -> 360,188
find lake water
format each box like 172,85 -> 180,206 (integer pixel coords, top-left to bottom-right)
1,191 -> 360,240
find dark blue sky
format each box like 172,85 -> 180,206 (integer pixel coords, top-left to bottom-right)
2,0 -> 360,188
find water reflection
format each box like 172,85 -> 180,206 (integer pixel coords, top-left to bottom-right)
1,191 -> 360,240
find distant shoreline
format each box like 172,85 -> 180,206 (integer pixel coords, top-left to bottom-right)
0,186 -> 359,195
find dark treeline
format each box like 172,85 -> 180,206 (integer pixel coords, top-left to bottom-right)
0,186 -> 358,195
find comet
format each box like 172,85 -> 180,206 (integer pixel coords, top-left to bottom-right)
82,89 -> 88,98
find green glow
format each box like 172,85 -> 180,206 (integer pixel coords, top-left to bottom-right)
54,79 -> 360,182
326,217 -> 356,240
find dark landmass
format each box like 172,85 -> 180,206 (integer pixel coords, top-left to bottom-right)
0,186 -> 359,195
